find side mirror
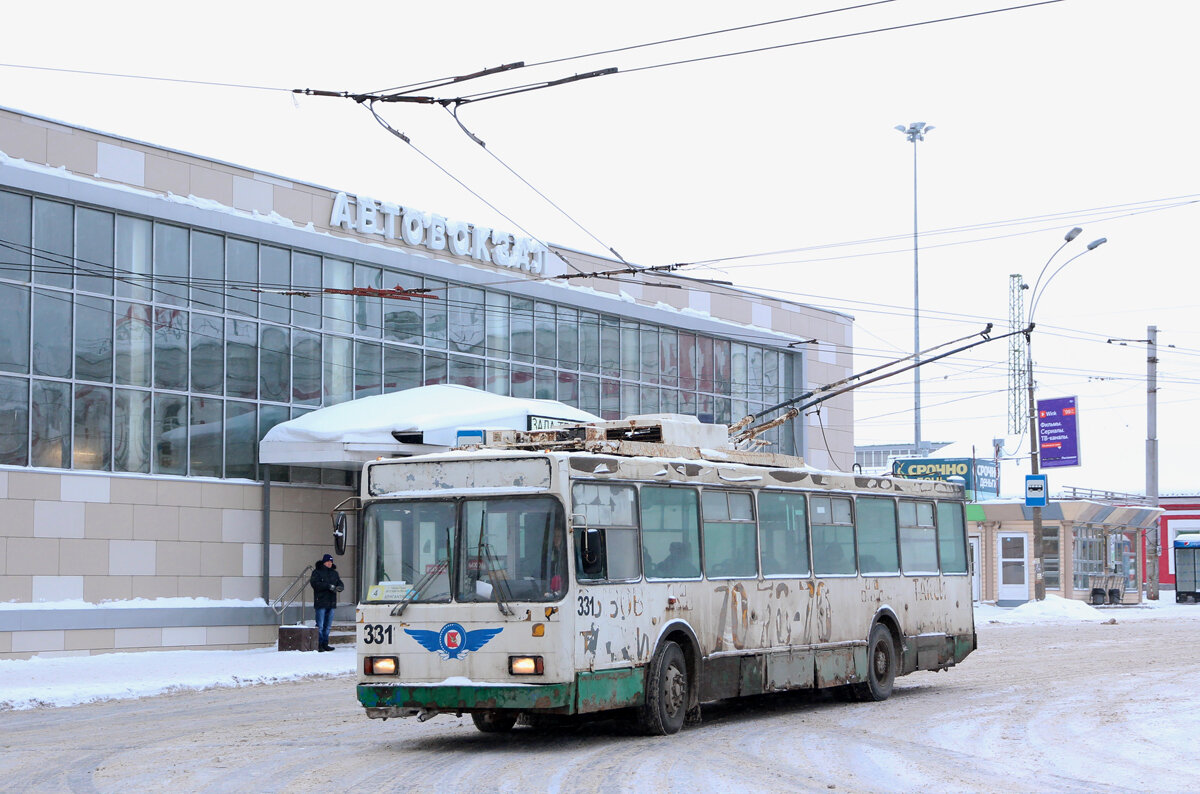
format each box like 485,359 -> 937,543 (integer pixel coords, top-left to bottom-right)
570,512 -> 588,553
582,527 -> 603,575
333,512 -> 348,556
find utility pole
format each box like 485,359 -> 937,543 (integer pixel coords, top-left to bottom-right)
1025,336 -> 1045,601
1147,325 -> 1160,599
1107,325 -> 1162,599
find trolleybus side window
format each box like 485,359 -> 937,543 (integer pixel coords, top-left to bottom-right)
361,501 -> 454,602
856,496 -> 901,575
701,490 -> 757,578
457,496 -> 567,603
571,482 -> 640,583
899,499 -> 938,574
641,486 -> 701,579
812,495 -> 856,576
758,491 -> 810,577
936,501 -> 969,574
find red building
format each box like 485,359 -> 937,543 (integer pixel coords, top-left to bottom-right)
1155,497 -> 1200,591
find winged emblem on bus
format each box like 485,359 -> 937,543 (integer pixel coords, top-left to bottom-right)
404,622 -> 502,660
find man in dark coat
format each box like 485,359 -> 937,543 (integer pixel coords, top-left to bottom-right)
310,554 -> 344,652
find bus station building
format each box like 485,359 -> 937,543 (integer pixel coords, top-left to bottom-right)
0,106 -> 854,659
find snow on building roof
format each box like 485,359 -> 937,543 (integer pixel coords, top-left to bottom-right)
258,385 -> 599,469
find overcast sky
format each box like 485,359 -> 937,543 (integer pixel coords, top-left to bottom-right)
3,0 -> 1198,495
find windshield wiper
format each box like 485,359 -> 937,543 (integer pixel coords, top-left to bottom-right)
479,541 -> 514,616
391,557 -> 449,617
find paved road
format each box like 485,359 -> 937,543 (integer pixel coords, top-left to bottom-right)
3,616 -> 1199,793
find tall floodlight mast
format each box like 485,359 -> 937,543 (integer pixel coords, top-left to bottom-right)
1008,274 -> 1029,434
895,121 -> 934,454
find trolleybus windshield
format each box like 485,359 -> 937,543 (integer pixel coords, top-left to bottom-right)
361,496 -> 567,605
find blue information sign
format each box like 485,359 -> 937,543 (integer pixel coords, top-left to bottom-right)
1025,474 -> 1048,507
1037,396 -> 1080,468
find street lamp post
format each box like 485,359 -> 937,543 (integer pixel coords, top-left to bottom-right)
895,121 -> 934,454
1026,231 -> 1108,600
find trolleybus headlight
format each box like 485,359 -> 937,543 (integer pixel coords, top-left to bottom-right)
365,656 -> 399,675
509,655 -> 544,675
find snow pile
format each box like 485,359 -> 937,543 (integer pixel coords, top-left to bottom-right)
0,646 -> 354,711
974,594 -> 1200,625
989,594 -> 1104,623
0,597 -> 268,610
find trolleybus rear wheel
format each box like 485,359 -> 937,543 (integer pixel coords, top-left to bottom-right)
638,641 -> 688,735
471,710 -> 518,733
850,623 -> 896,702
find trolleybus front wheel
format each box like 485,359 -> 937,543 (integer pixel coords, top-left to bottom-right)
471,710 -> 519,733
638,641 -> 689,735
850,623 -> 896,702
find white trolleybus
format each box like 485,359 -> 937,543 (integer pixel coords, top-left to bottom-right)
334,415 -> 976,735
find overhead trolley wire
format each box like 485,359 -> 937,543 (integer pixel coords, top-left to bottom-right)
0,62 -> 294,93
0,236 -> 809,378
364,1 -> 902,96
359,101 -> 587,277
9,225 -> 1190,372
296,2 -> 1069,284
409,2 -> 1067,106
440,104 -> 631,265
682,194 -> 1200,269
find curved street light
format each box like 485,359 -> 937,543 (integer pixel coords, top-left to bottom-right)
1026,231 -> 1108,600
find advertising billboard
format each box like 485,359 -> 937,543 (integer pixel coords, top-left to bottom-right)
1037,396 -> 1081,468
892,457 -> 1000,500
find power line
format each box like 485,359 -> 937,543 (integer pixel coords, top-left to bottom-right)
0,237 -> 809,384
442,2 -> 1067,106
609,2 -> 1066,85
0,62 -> 293,93
439,105 -> 631,265
683,193 -> 1200,269
679,198 -> 1198,276
365,1 -> 902,96
360,101 -> 587,277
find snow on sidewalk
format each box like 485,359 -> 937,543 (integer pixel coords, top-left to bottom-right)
0,645 -> 355,711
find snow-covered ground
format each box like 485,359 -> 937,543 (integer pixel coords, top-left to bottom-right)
0,638 -> 354,711
1,595 -> 1194,712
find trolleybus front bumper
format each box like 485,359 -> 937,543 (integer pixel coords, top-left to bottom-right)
358,668 -> 646,718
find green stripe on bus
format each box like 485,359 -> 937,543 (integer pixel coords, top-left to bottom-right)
576,668 -> 644,713
358,682 -> 573,711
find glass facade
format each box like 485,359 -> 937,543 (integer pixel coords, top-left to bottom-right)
0,187 -> 797,481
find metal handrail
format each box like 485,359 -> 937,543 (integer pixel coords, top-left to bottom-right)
272,564 -> 314,625
1059,486 -> 1151,505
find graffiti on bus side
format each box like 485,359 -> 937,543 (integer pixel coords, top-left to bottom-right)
580,622 -> 598,654
577,588 -> 650,663
601,626 -> 652,663
804,581 -> 833,645
577,591 -> 645,620
915,578 -> 948,601
714,580 -> 832,651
